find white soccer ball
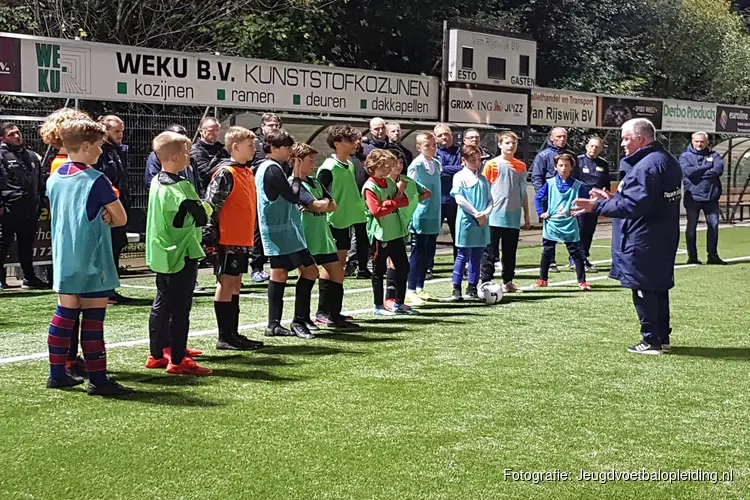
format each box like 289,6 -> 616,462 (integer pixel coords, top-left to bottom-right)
479,281 -> 504,304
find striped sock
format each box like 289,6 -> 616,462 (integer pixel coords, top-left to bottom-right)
80,308 -> 108,385
48,306 -> 80,379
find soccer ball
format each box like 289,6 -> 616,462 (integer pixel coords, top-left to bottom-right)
479,281 -> 503,304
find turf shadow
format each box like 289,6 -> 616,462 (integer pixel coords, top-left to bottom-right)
102,387 -> 221,407
208,367 -> 305,383
258,345 -> 360,356
318,331 -> 402,342
0,290 -> 56,298
670,346 -> 750,360
200,354 -> 292,367
113,298 -> 159,307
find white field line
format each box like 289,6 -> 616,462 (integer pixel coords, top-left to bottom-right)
1,255 -> 748,366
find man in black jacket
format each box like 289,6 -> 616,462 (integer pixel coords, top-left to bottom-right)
386,122 -> 414,166
0,122 -> 47,290
191,117 -> 228,193
94,115 -> 130,304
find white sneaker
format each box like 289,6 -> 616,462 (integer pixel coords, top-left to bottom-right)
502,282 -> 519,293
405,290 -> 425,306
373,306 -> 397,316
494,261 -> 502,271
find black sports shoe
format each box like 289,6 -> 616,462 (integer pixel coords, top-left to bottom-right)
47,372 -> 85,389
344,264 -> 357,277
304,318 -> 320,331
425,269 -> 433,280
548,263 -> 560,273
88,380 -> 135,396
265,325 -> 295,337
448,287 -> 464,302
584,261 -> 599,273
216,334 -> 263,351
234,333 -> 265,350
686,256 -> 702,265
22,277 -> 48,289
291,322 -> 315,339
466,285 -> 479,300
357,269 -> 373,279
68,356 -> 88,378
627,341 -> 663,355
194,281 -> 205,292
707,256 -> 727,265
331,315 -> 360,331
314,313 -> 334,326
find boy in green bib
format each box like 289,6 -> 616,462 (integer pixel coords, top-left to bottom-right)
145,131 -> 212,375
533,153 -> 591,290
289,142 -> 359,331
362,150 -> 415,316
383,150 -> 430,311
315,124 -> 366,325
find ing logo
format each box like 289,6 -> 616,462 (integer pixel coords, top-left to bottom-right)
35,43 -> 91,94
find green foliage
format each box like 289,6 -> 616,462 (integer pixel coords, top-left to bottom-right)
0,5 -> 37,34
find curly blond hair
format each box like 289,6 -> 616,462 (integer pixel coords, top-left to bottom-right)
364,149 -> 397,176
39,108 -> 91,149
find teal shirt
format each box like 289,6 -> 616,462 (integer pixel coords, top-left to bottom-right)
487,159 -> 527,230
451,168 -> 491,248
256,159 -> 307,256
47,168 -> 120,294
542,176 -> 582,243
407,155 -> 442,234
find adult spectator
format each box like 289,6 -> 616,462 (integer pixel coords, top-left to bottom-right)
386,122 -> 413,165
680,131 -> 726,265
94,115 -> 131,304
574,118 -> 681,355
144,124 -> 200,192
463,128 -> 491,164
531,127 -> 575,272
0,122 -> 47,290
362,117 -> 388,157
574,136 -> 610,272
191,117 -> 228,193
346,130 -> 372,278
434,123 -> 462,267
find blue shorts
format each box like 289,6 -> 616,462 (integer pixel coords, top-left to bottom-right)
79,289 -> 115,299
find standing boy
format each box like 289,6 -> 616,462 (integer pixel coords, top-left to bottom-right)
204,126 -> 262,351
479,131 -> 531,293
404,132 -> 442,306
256,129 -> 319,339
449,145 -> 493,301
145,131 -> 212,375
316,125 -> 367,324
363,150 -> 413,316
45,119 -> 133,395
534,154 -> 591,290
289,142 -> 359,330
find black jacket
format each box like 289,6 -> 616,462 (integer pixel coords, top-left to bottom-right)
191,139 -> 229,193
0,142 -> 44,212
93,141 -> 130,209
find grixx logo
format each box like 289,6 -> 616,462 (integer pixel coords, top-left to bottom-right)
35,43 -> 91,95
452,98 -> 523,114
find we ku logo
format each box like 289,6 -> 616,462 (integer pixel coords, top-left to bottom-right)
36,43 -> 91,95
0,61 -> 10,75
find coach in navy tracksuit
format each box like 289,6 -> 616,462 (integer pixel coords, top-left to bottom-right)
573,136 -> 610,272
574,119 -> 681,355
680,132 -> 726,265
532,127 -> 576,272
434,123 -> 462,263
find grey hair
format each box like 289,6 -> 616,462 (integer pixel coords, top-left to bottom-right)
551,126 -> 568,135
692,131 -> 709,140
622,118 -> 655,140
369,117 -> 386,128
386,121 -> 401,130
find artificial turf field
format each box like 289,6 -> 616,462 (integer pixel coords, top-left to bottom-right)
1,226 -> 749,499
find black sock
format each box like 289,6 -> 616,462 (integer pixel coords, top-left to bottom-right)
295,277 -> 315,322
331,281 -> 344,319
385,268 -> 397,300
214,301 -> 234,341
268,280 -> 286,328
317,279 -> 331,317
231,294 -> 240,335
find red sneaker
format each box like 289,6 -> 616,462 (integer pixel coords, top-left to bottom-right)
166,357 -> 212,376
145,356 -> 169,369
383,298 -> 397,312
579,282 -> 592,291
163,347 -> 202,359
534,279 -> 548,288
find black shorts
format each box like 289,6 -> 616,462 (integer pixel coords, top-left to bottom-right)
330,225 -> 351,251
215,248 -> 249,276
313,252 -> 339,265
270,249 -> 316,271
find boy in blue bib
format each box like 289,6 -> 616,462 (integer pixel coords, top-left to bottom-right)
45,118 -> 133,396
533,153 -> 591,290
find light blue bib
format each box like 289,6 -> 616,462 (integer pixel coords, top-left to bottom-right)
255,160 -> 307,256
542,177 -> 581,243
451,172 -> 491,248
407,156 -> 442,235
